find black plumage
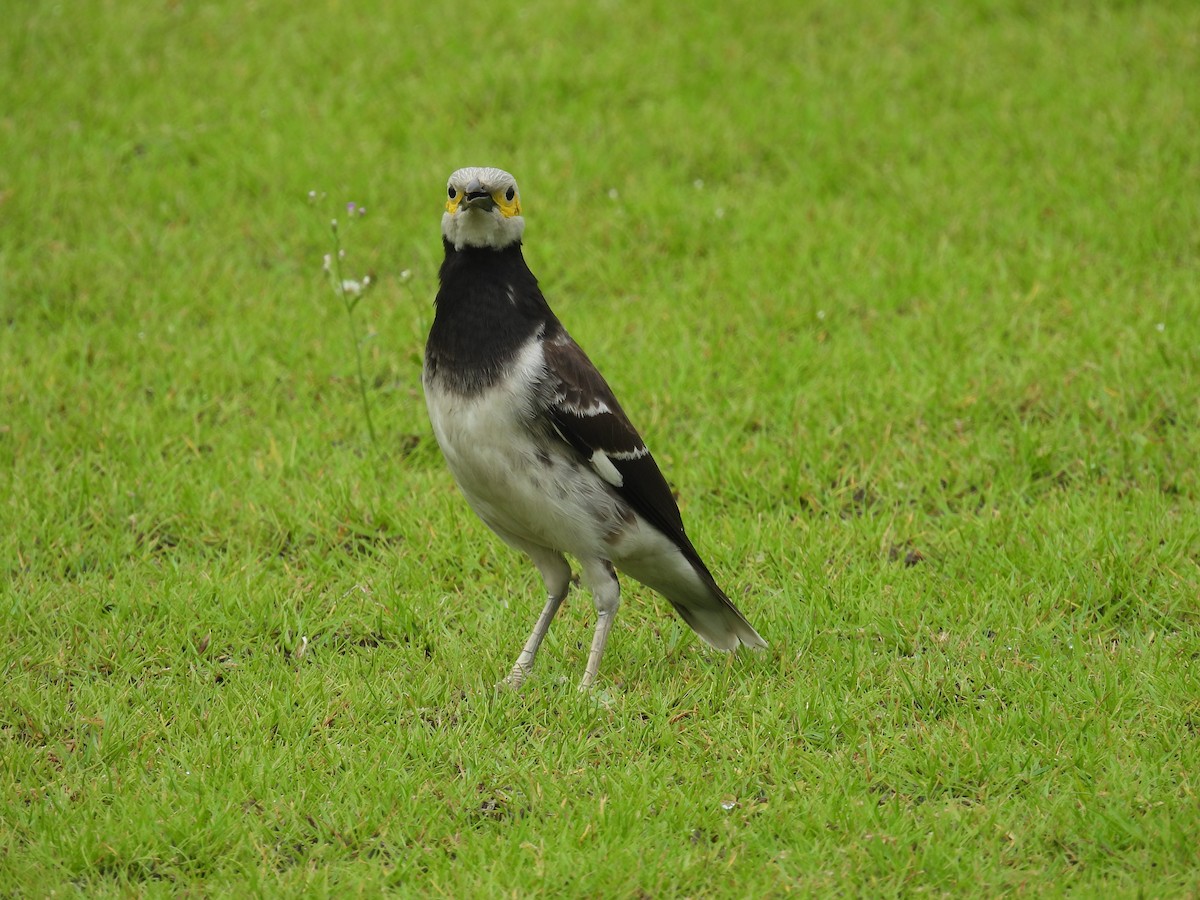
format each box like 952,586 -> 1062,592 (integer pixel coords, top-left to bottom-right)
425,242 -> 543,395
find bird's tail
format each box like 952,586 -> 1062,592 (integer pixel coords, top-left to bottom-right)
617,553 -> 767,651
667,584 -> 768,652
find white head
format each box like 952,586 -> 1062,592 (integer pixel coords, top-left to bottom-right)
441,166 -> 525,250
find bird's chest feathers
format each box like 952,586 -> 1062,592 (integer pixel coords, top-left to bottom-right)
424,338 -> 632,553
424,339 -> 550,490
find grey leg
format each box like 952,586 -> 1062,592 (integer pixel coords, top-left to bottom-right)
578,559 -> 621,691
501,549 -> 572,689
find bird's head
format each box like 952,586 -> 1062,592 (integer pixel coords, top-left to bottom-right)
442,166 -> 524,251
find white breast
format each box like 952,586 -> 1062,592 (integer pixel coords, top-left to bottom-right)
423,339 -> 630,558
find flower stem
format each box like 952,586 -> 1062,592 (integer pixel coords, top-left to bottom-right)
329,220 -> 379,451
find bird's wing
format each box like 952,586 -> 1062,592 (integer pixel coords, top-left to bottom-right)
541,329 -> 698,557
541,327 -> 767,652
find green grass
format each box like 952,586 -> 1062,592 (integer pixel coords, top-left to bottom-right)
3,0 -> 1199,894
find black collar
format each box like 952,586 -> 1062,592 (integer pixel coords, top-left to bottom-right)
425,241 -> 558,394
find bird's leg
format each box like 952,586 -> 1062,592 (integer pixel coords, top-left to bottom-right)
501,550 -> 572,690
578,560 -> 621,692
503,586 -> 568,689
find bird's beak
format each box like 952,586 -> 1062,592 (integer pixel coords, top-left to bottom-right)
462,178 -> 495,211
464,193 -> 495,211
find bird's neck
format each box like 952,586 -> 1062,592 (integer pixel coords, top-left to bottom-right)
425,241 -> 555,393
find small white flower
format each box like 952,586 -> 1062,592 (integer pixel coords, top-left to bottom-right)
817,309 -> 826,320
693,179 -> 704,189
341,279 -> 363,296
607,188 -> 619,200
714,207 -> 725,219
322,253 -> 332,272
399,269 -> 412,282
1156,322 -> 1165,332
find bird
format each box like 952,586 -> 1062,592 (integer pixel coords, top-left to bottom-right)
422,166 -> 766,690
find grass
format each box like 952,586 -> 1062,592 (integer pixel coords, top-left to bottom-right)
3,0 -> 1199,894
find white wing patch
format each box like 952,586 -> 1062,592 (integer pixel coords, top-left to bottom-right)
560,397 -> 611,417
589,449 -> 624,487
608,446 -> 649,461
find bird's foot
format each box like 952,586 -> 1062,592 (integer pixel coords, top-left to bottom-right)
498,662 -> 532,691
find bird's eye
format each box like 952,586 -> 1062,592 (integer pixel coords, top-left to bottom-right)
505,187 -> 516,202
448,187 -> 457,199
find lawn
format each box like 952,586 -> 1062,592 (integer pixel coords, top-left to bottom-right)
3,0 -> 1199,895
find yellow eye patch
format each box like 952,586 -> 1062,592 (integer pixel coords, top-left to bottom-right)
495,188 -> 521,218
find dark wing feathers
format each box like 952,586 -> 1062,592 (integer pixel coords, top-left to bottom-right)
541,331 -> 703,562
542,327 -> 767,651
